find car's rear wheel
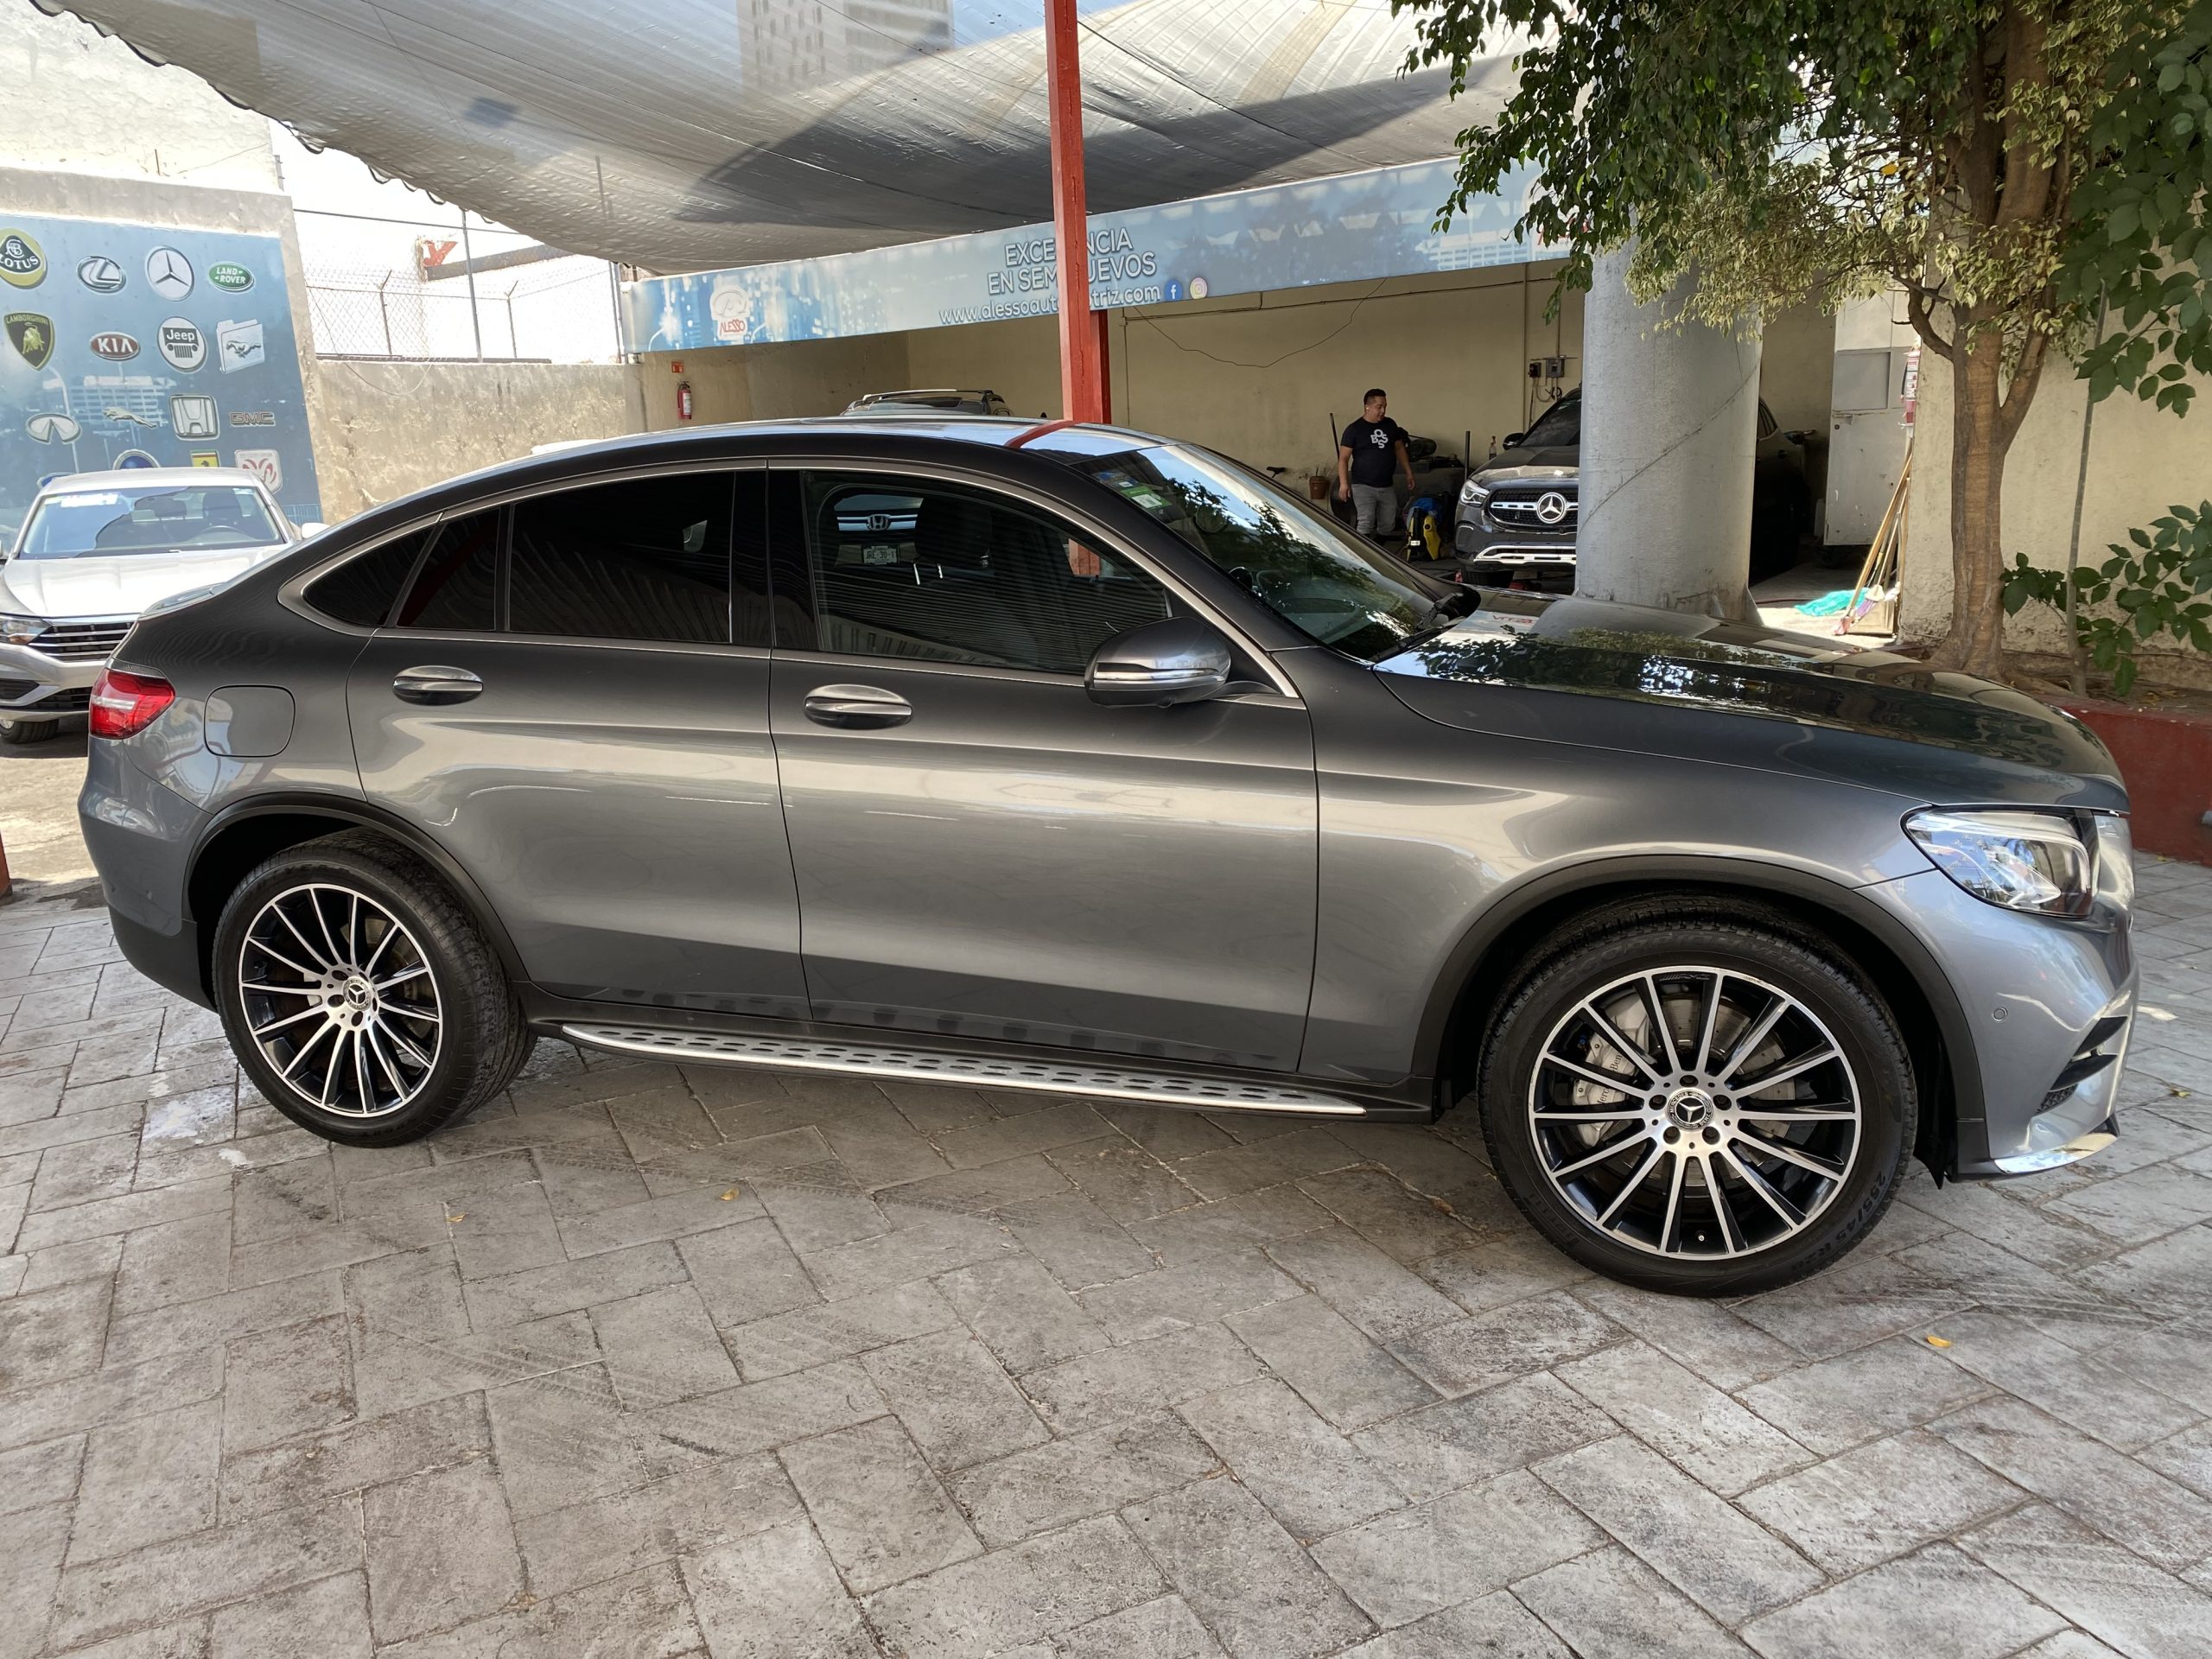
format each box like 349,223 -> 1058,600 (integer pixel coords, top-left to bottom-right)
1479,904 -> 1913,1295
213,832 -> 531,1146
0,716 -> 59,745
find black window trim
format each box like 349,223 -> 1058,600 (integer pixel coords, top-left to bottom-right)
282,458 -> 773,653
766,455 -> 1299,700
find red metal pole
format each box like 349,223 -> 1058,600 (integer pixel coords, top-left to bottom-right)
1044,0 -> 1106,423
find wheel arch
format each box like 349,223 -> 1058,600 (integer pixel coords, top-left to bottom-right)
1421,856 -> 1976,1179
185,798 -> 528,1001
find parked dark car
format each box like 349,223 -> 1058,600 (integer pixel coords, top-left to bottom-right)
844,388 -> 1014,416
80,416 -> 2134,1294
1454,389 -> 1815,588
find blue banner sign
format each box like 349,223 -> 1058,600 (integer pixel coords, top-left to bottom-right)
0,213 -> 321,539
629,159 -> 1560,353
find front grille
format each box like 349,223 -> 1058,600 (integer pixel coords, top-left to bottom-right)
1487,487 -> 1579,531
30,620 -> 130,661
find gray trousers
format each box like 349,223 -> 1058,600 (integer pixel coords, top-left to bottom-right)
1351,482 -> 1398,537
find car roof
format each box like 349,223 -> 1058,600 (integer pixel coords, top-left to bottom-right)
855,388 -> 1001,400
32,467 -> 273,494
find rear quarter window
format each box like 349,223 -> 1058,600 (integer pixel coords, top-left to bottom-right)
300,529 -> 430,627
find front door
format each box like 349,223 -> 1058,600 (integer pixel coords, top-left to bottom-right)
768,468 -> 1318,1071
346,467 -> 807,1017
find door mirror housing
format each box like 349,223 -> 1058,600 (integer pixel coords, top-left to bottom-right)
1085,617 -> 1233,708
1502,431 -> 1524,448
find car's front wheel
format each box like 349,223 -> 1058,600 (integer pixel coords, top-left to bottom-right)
213,832 -> 531,1146
1480,902 -> 1914,1295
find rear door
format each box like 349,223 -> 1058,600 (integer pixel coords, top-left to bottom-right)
345,465 -> 805,1016
766,466 -> 1319,1071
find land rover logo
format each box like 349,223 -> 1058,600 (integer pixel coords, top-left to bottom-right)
5,312 -> 54,369
208,263 -> 253,293
78,255 -> 126,294
89,331 -> 140,361
0,230 -> 46,289
1534,490 -> 1571,526
157,318 -> 207,371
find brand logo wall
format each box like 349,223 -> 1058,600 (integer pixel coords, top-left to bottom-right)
208,263 -> 253,293
217,318 -> 264,372
233,448 -> 281,490
229,410 -> 274,427
0,231 -> 46,289
145,248 -> 194,300
77,256 -> 125,294
89,331 -> 140,361
5,313 -> 53,369
156,318 -> 207,371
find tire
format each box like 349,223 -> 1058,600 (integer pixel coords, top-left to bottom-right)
0,716 -> 58,745
1478,900 -> 1913,1296
213,830 -> 531,1146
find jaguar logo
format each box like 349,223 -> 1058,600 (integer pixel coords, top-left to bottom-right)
1534,490 -> 1571,526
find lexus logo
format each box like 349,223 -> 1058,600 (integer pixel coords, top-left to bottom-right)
1534,490 -> 1571,526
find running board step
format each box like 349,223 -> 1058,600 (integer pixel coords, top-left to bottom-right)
561,1025 -> 1368,1116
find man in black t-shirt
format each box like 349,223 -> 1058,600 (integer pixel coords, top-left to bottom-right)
1337,388 -> 1417,542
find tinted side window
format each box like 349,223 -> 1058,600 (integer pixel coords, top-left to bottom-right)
800,474 -> 1173,675
397,510 -> 501,631
302,529 -> 427,626
510,474 -> 734,645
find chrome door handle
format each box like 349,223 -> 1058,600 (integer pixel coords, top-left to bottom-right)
803,683 -> 912,728
392,665 -> 483,705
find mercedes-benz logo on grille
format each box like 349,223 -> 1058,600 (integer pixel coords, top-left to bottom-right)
1534,491 -> 1571,526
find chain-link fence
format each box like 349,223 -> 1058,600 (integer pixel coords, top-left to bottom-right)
304,253 -> 625,363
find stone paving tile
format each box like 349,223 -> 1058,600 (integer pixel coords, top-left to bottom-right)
1309,1468 -> 1603,1629
780,1415 -> 982,1593
945,1408 -> 1219,1547
1738,1542 -> 2067,1659
10,859 -> 2212,1656
1126,1478 -> 1375,1658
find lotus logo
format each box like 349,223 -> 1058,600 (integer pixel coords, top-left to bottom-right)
78,255 -> 126,294
208,263 -> 253,293
1534,490 -> 1571,526
0,230 -> 46,289
89,331 -> 140,361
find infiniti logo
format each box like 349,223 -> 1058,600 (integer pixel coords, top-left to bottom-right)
1534,490 -> 1571,526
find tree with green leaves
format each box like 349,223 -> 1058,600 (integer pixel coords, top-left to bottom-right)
1397,0 -> 2209,682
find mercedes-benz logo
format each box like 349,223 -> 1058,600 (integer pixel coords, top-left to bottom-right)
145,247 -> 194,300
1534,490 -> 1570,526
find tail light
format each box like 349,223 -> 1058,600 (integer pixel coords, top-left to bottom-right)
88,669 -> 175,738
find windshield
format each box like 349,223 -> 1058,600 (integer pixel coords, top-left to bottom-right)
1037,434 -> 1459,662
16,485 -> 282,560
1520,394 -> 1580,450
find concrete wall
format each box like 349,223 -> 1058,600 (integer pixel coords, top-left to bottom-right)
312,359 -> 644,518
1899,344 -> 2212,683
4,5 -> 281,193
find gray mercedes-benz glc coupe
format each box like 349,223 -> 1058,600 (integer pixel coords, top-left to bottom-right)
78,416 -> 2137,1294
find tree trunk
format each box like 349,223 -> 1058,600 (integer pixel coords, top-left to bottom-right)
1931,329 -> 2012,677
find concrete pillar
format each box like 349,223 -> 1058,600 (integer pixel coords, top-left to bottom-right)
1576,244 -> 1761,620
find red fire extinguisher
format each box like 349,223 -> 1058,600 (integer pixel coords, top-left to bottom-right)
675,381 -> 695,423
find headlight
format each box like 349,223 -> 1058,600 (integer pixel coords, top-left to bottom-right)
0,612 -> 47,646
1905,807 -> 2099,918
1459,479 -> 1491,507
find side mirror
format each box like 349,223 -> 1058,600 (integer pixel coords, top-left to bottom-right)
1085,616 -> 1232,708
296,521 -> 328,539
1502,431 -> 1524,448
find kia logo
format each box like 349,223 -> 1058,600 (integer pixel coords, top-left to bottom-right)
1535,491 -> 1571,526
89,331 -> 140,361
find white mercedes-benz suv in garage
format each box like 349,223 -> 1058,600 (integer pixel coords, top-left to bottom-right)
1,467 -> 308,743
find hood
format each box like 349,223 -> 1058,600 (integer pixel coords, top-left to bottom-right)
1474,448 -> 1580,482
0,543 -> 289,621
1376,591 -> 2125,810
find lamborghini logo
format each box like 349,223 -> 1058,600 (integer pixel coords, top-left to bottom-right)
5,311 -> 54,369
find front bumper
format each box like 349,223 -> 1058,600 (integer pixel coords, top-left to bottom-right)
1864,868 -> 2136,1179
0,639 -> 107,721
